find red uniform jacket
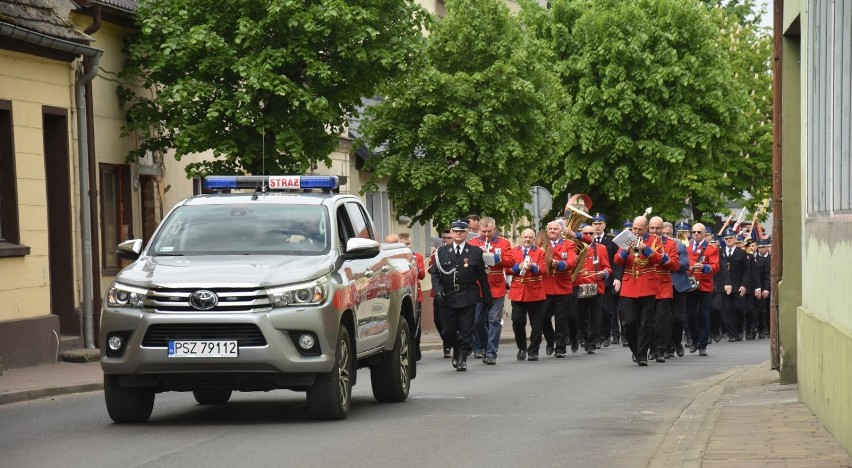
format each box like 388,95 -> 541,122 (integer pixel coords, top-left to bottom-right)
687,239 -> 720,292
573,242 -> 612,295
413,252 -> 425,303
542,238 -> 577,295
614,234 -> 663,298
506,245 -> 546,302
655,236 -> 680,299
468,234 -> 514,298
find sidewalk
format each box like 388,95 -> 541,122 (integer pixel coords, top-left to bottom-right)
2,341 -> 850,467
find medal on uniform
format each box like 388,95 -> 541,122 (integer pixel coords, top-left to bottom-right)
561,252 -> 567,260
464,258 -> 469,268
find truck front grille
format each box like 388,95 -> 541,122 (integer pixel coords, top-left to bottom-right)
144,287 -> 271,313
142,323 -> 268,347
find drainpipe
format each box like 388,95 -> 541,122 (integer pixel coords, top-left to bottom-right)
0,22 -> 103,348
770,0 -> 783,370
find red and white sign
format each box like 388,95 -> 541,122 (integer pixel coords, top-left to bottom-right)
267,176 -> 301,189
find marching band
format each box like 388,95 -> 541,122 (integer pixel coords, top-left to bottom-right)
425,200 -> 772,371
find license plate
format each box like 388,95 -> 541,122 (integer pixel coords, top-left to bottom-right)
168,340 -> 238,358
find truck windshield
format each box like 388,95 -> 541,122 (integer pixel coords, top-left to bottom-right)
148,204 -> 330,256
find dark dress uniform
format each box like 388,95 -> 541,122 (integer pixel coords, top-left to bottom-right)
720,241 -> 752,341
754,243 -> 771,338
430,236 -> 492,370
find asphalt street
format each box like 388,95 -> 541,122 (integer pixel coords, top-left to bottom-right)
0,339 -> 768,468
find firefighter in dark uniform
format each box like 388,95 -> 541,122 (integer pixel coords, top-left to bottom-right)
754,238 -> 772,338
720,228 -> 752,341
430,219 -> 493,371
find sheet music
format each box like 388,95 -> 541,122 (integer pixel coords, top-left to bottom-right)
613,230 -> 637,250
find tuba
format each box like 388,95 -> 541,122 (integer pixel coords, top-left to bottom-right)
562,194 -> 593,282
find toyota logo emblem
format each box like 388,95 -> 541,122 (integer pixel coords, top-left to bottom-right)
189,290 -> 218,310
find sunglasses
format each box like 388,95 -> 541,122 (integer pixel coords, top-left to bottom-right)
691,231 -> 704,234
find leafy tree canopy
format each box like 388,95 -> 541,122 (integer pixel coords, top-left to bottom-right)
119,0 -> 428,177
359,0 -> 569,229
521,0 -> 772,227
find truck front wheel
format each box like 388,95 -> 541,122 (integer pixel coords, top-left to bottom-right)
370,316 -> 411,402
307,325 -> 352,420
104,374 -> 155,423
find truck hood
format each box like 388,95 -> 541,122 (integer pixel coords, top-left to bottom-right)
115,254 -> 335,289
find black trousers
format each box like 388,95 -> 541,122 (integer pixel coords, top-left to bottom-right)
711,292 -> 725,338
512,300 -> 545,355
686,290 -> 712,349
542,294 -> 570,352
433,296 -> 450,351
600,285 -> 616,339
757,296 -> 770,334
667,290 -> 686,352
744,295 -> 759,337
440,303 -> 476,357
652,298 -> 672,355
620,295 -> 655,361
721,293 -> 745,339
576,294 -> 602,350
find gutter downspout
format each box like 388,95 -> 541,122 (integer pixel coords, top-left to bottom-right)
770,0 -> 783,370
0,22 -> 103,348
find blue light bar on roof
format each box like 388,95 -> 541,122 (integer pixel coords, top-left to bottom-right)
203,175 -> 339,191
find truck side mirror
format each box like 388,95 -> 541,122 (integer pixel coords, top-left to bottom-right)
343,238 -> 381,260
117,239 -> 143,261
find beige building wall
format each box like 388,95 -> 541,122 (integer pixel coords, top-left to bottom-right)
782,0 -> 852,454
0,49 -> 76,322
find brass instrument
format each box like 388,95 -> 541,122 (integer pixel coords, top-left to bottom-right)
537,231 -> 556,276
562,194 -> 593,282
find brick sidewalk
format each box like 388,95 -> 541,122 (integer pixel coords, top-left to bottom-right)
651,362 -> 852,468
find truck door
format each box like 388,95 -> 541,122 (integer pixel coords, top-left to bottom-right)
339,202 -> 388,352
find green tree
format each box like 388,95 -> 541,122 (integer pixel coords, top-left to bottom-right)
522,0 -> 771,226
118,0 -> 428,176
358,0 -> 568,228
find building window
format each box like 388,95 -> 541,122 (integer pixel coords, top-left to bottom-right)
0,100 -> 29,257
100,163 -> 132,273
365,191 -> 390,240
807,0 -> 852,215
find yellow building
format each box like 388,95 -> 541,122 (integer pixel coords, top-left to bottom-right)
779,0 -> 852,454
0,0 -> 142,369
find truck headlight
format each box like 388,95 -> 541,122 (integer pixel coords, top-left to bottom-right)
267,278 -> 327,308
106,283 -> 147,308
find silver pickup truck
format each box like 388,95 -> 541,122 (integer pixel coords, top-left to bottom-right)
100,175 -> 418,422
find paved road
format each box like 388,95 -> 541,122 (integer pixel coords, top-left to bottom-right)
0,339 -> 769,468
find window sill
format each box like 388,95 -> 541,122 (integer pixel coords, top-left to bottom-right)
0,241 -> 31,258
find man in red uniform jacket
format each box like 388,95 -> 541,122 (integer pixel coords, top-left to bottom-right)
613,216 -> 664,366
506,228 -> 547,361
468,216 -> 514,365
398,233 -> 425,361
648,217 -> 680,363
574,224 -> 612,354
685,223 -> 721,356
541,221 -> 578,357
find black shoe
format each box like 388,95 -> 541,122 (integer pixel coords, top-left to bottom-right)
595,342 -> 602,349
699,348 -> 708,356
746,334 -> 755,340
637,359 -> 648,366
656,356 -> 666,363
612,336 -> 620,344
443,348 -> 451,358
546,346 -> 554,356
517,350 -> 526,361
484,356 -> 496,365
736,335 -> 743,341
689,346 -> 698,353
555,351 -> 566,358
758,332 -> 766,339
675,343 -> 685,357
457,359 -> 467,371
452,349 -> 459,368
648,353 -> 657,361
586,347 -> 595,354
713,332 -> 722,343
603,338 -> 611,347
728,337 -> 737,342
527,353 -> 539,361
622,341 -> 629,347
571,342 -> 580,353
474,351 -> 483,359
